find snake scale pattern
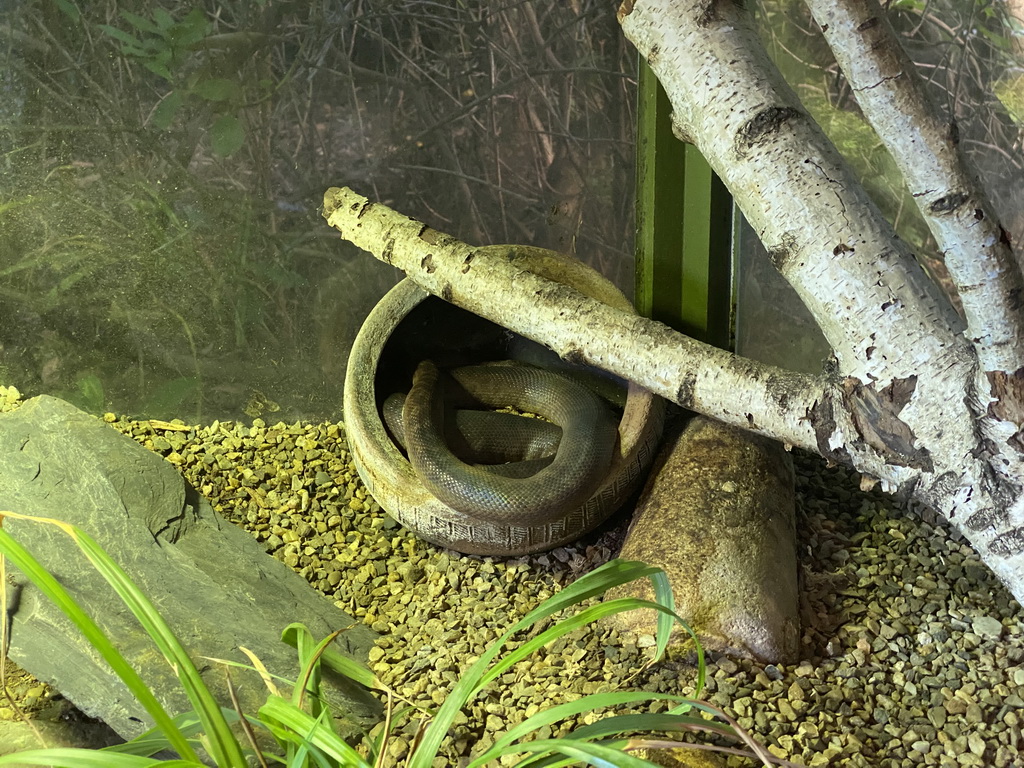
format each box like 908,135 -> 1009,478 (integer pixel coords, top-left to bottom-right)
390,360 -> 619,526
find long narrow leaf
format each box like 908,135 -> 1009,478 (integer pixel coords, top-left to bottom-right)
478,598 -> 685,689
258,695 -> 371,767
105,708 -> 239,756
648,569 -> 681,677
503,738 -> 662,767
67,526 -> 248,768
0,748 -> 203,767
560,711 -> 738,743
513,561 -> 667,632
403,623 -> 519,768
282,630 -> 379,690
0,526 -> 198,762
281,623 -> 334,717
469,691 -> 696,766
407,560 -> 680,768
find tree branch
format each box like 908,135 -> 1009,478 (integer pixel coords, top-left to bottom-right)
322,186 -> 831,455
805,0 -> 1024,373
617,0 -> 969,387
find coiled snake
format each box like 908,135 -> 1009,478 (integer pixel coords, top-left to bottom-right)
343,251 -> 663,555
384,360 -> 620,526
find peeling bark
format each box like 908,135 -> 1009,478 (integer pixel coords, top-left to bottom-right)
323,188 -> 831,454
804,0 -> 1024,373
616,0 -> 1024,605
323,0 -> 1024,605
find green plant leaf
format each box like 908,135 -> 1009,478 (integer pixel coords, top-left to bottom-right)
210,114 -> 245,157
0,519 -> 249,767
153,91 -> 186,130
143,48 -> 174,81
0,749 -> 204,767
172,9 -> 212,49
281,623 -> 329,720
54,0 -> 80,23
97,24 -> 144,50
120,11 -> 160,35
144,61 -> 173,81
281,625 -> 380,691
516,560 -> 670,629
505,739 -> 662,767
478,597 -> 680,688
258,695 -> 372,766
565,711 -> 737,743
71,373 -> 105,414
66,528 -> 248,768
153,8 -> 176,33
0,526 -> 199,763
470,691 -> 698,766
142,376 -> 199,418
193,78 -> 239,102
104,708 -> 239,756
407,560 -> 685,768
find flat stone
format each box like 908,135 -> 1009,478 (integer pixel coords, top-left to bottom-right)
0,718 -> 121,757
0,396 -> 380,744
971,615 -> 1003,640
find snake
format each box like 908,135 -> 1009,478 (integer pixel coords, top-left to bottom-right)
383,360 -> 619,526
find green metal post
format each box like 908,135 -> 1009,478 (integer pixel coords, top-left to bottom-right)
635,60 -> 734,349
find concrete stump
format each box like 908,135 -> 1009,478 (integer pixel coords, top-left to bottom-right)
609,415 -> 799,663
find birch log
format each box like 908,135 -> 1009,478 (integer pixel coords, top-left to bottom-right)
616,0 -> 1024,602
323,187 -> 830,455
803,0 -> 1024,372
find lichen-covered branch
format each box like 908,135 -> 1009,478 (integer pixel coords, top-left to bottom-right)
322,186 -> 830,454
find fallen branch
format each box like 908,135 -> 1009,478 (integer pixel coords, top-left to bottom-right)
322,186 -> 831,455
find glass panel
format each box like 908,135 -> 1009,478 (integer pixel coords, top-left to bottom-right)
736,0 -> 1024,373
0,1 -> 636,422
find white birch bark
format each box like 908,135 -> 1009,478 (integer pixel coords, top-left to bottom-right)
323,1 -> 1024,605
618,0 -> 1024,601
803,0 -> 1024,373
323,187 -> 829,452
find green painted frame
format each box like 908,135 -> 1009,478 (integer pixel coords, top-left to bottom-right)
634,60 -> 734,349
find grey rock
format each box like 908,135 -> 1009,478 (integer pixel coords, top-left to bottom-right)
971,615 -> 1003,640
0,718 -> 121,757
0,396 -> 380,746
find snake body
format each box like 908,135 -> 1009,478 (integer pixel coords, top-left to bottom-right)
394,360 -> 618,525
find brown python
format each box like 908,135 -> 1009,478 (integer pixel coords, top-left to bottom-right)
388,360 -> 619,526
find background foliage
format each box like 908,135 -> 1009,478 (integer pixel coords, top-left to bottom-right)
0,0 -> 635,421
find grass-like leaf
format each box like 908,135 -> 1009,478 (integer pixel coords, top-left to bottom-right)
478,598 -> 684,689
499,738 -> 663,767
281,626 -> 380,691
0,748 -> 203,767
0,512 -> 247,767
257,695 -> 371,767
469,691 -> 698,766
405,560 -> 683,768
0,525 -> 198,762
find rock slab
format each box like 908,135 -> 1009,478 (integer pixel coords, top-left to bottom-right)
610,415 -> 799,663
0,396 -> 380,744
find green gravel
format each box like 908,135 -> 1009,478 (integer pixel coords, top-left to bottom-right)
1,384 -> 1022,766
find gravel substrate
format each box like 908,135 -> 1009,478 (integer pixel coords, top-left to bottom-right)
2,385 -> 1022,766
